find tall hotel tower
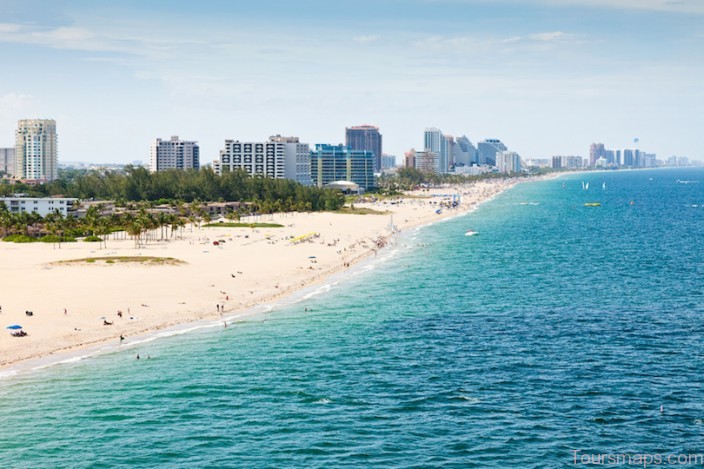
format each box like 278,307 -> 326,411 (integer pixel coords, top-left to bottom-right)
15,119 -> 58,181
345,125 -> 382,173
150,136 -> 200,172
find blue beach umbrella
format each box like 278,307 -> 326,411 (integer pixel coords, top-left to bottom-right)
6,325 -> 22,330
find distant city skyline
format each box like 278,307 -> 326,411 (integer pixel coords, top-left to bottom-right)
0,0 -> 702,163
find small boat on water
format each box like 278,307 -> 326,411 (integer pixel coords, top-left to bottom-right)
465,230 -> 478,236
584,202 -> 601,207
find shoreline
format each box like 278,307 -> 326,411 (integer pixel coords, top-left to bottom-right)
0,175 -> 557,377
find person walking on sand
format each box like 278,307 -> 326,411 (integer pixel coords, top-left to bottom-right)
120,334 -> 125,344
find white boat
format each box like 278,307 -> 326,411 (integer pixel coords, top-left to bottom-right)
602,182 -> 606,190
465,230 -> 478,236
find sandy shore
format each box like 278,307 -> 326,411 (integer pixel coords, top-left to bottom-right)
0,177 -> 550,371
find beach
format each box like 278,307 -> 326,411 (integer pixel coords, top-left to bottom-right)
0,178 -> 536,370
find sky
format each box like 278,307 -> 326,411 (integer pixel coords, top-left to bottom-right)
0,0 -> 702,164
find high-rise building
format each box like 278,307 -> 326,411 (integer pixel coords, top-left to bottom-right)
214,136 -> 311,185
589,143 -> 606,167
413,150 -> 440,173
455,136 -> 478,166
310,144 -> 375,190
0,148 -> 15,177
477,139 -> 507,166
496,151 -> 522,173
345,125 -> 382,173
552,155 -> 583,169
381,153 -> 396,170
269,135 -> 312,186
150,136 -> 199,172
15,119 -> 58,181
622,149 -> 635,166
424,128 -> 450,173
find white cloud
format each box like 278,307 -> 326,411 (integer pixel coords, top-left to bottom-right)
353,35 -> 380,45
529,31 -> 571,42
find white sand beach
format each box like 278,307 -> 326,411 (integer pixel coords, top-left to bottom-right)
0,178 -> 544,370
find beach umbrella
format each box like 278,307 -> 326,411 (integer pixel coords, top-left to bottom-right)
6,325 -> 22,330
308,256 -> 316,259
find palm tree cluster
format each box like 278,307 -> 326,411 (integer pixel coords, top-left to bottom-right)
0,202 -> 192,249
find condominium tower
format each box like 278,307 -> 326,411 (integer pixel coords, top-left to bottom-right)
150,136 -> 200,172
0,148 -> 15,177
477,139 -> 507,166
213,136 -> 311,185
15,119 -> 58,181
345,125 -> 382,173
310,144 -> 375,190
424,128 -> 450,173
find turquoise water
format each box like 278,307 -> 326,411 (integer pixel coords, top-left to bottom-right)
2,168 -> 704,467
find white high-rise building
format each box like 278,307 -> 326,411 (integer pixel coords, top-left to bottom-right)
269,135 -> 312,185
150,136 -> 199,172
496,151 -> 522,173
213,136 -> 311,185
15,119 -> 58,181
424,127 -> 450,173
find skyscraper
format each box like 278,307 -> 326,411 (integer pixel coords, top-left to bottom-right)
589,143 -> 606,167
213,135 -> 311,185
15,119 -> 58,181
345,125 -> 382,173
477,139 -> 507,166
424,128 -> 450,173
150,136 -> 200,172
310,144 -> 375,190
454,136 -> 478,166
0,148 -> 15,177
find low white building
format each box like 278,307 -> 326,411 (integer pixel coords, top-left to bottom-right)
0,197 -> 78,217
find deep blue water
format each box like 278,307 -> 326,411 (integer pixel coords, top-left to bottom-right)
1,168 -> 704,467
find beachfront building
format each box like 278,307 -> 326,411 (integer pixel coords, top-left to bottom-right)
310,144 -> 375,190
424,127 -> 450,173
413,150 -> 440,173
454,136 -> 478,166
496,151 -> 523,174
589,143 -> 606,166
346,125 -> 382,173
0,196 -> 78,217
0,147 -> 15,177
15,119 -> 58,182
213,136 -> 311,185
149,136 -> 200,172
381,153 -> 396,170
268,135 -> 312,185
551,155 -> 583,170
477,139 -> 507,167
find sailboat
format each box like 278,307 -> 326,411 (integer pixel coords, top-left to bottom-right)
585,182 -> 589,190
602,182 -> 606,190
581,181 -> 585,190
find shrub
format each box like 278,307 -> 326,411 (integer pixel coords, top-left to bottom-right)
83,235 -> 103,242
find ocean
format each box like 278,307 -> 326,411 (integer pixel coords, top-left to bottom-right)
1,168 -> 704,467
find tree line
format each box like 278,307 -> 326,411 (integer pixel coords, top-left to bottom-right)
0,166 -> 345,212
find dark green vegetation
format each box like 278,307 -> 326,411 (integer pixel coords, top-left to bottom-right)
0,166 -> 345,212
